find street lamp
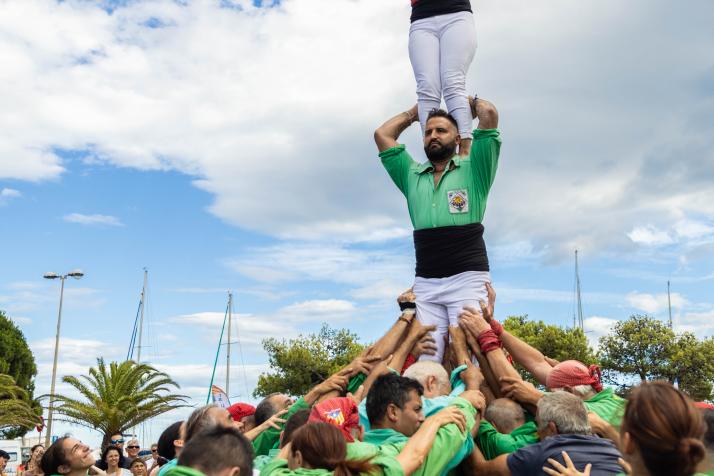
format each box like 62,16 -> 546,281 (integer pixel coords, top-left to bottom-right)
43,269 -> 84,447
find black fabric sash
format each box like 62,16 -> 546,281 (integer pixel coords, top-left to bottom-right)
413,222 -> 489,278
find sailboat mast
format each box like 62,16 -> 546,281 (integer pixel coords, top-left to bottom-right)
226,291 -> 232,397
667,280 -> 673,329
575,250 -> 584,331
137,268 -> 148,363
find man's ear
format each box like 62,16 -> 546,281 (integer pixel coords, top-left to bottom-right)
294,450 -> 303,467
547,421 -> 558,435
387,403 -> 400,423
426,375 -> 437,393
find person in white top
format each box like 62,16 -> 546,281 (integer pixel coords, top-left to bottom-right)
101,446 -> 131,476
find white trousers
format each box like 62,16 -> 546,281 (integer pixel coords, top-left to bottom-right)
413,270 -> 491,363
408,11 -> 477,139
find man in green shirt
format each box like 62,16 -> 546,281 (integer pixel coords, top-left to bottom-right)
374,97 -> 501,363
477,398 -> 539,460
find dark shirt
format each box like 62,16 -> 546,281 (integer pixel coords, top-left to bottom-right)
507,434 -> 622,476
411,0 -> 472,22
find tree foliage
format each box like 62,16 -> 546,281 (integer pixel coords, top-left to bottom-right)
504,315 -> 599,384
0,374 -> 41,432
51,358 -> 189,447
599,315 -> 714,400
0,311 -> 39,438
254,323 -> 366,398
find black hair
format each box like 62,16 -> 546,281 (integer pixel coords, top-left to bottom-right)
101,445 -> 122,464
40,437 -> 70,475
0,450 -> 10,461
156,421 -> 183,460
254,393 -> 280,426
282,409 -> 311,446
178,426 -> 253,476
30,445 -> 44,454
184,405 -> 218,444
426,108 -> 458,131
366,373 -> 424,425
129,458 -> 146,468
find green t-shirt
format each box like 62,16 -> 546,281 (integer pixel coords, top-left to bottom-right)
259,450 -> 404,476
254,448 -> 282,472
379,129 -> 501,230
584,387 -> 626,429
476,420 -> 539,460
163,465 -> 205,476
253,396 -> 311,456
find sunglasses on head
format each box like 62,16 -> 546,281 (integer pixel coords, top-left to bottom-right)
111,439 -> 125,444
127,446 -> 140,449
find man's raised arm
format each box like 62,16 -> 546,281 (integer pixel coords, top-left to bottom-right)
374,105 -> 418,152
470,97 -> 499,130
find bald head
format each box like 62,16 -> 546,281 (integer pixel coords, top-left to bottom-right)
485,398 -> 527,434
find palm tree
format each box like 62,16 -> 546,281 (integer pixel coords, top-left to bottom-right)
0,373 -> 41,431
51,358 -> 189,446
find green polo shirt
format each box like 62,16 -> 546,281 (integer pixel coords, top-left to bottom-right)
379,129 -> 501,230
584,387 -> 626,429
476,420 -> 539,460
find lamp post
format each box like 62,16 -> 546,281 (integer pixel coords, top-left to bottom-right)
43,269 -> 84,447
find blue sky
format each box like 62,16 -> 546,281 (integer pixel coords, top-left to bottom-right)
1,0 -> 713,447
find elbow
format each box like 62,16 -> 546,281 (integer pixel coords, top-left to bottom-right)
478,100 -> 499,129
374,128 -> 386,144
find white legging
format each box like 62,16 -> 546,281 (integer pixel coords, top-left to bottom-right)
408,11 -> 477,139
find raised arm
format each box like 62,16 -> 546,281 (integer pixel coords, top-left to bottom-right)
470,97 -> 499,130
374,105 -> 418,152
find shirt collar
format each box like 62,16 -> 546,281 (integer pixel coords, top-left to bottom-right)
416,156 -> 460,174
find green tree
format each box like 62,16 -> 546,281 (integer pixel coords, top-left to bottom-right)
51,358 -> 189,447
0,311 -> 39,438
504,315 -> 599,384
0,374 -> 41,432
254,323 -> 366,398
599,315 -> 714,400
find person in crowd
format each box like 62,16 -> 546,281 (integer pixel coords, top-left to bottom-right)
544,381 -> 708,476
0,450 -> 9,476
40,437 -> 98,476
101,446 -> 132,476
466,391 -> 622,475
374,96 -> 500,364
129,459 -> 148,476
95,435 -> 132,471
254,410 -> 311,472
165,426 -> 253,476
228,403 -> 257,433
363,373 -> 483,475
477,398 -> 539,460
126,441 -> 141,464
21,445 -> 45,476
155,421 -> 185,476
147,445 -> 160,475
408,0 -> 477,157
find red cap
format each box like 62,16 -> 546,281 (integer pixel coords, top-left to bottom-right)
695,402 -> 714,410
546,360 -> 603,393
228,403 -> 256,422
309,397 -> 360,442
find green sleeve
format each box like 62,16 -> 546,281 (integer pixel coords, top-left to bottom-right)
476,421 -> 539,460
413,397 -> 477,476
252,397 -> 310,456
379,145 -> 417,195
346,373 -> 367,395
259,458 -> 292,476
469,129 -> 501,199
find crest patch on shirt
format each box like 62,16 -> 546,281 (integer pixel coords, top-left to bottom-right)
447,189 -> 469,213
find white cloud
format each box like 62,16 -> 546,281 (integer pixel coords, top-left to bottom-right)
63,213 -> 124,226
627,225 -> 675,246
583,316 -> 618,348
279,299 -> 356,322
1,187 -> 21,198
0,0 -> 712,258
170,311 -> 300,346
626,291 -> 687,314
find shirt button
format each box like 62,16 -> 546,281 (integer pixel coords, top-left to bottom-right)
432,203 -> 436,207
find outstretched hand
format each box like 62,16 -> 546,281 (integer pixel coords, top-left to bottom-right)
543,451 -> 591,476
428,405 -> 467,433
500,376 -> 543,405
459,306 -> 490,335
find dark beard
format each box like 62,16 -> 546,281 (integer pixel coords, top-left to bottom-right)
424,140 -> 457,163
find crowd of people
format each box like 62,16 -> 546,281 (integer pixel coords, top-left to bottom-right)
31,283 -> 714,476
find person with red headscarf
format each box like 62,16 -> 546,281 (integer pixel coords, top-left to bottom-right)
228,403 -> 257,432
